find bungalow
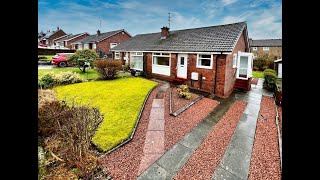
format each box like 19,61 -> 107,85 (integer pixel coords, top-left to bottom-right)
54,32 -> 90,49
111,22 -> 254,98
71,29 -> 132,58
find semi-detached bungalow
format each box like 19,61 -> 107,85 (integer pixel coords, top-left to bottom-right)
111,22 -> 254,98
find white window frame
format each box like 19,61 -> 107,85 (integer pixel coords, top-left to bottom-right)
196,54 -> 213,69
252,47 -> 257,50
115,51 -> 120,59
232,53 -> 237,68
263,47 -> 269,51
110,43 -> 118,49
236,51 -> 253,80
130,51 -> 143,71
84,43 -> 89,49
152,52 -> 171,67
93,43 -> 96,49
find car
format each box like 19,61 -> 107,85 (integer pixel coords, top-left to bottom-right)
51,53 -> 75,67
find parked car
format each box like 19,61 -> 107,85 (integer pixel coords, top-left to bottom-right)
52,53 -> 75,67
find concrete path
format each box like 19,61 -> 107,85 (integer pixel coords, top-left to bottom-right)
212,78 -> 273,180
138,93 -> 237,179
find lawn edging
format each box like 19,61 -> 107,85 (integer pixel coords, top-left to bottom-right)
99,83 -> 159,157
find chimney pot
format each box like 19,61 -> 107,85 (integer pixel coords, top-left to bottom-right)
97,30 -> 101,36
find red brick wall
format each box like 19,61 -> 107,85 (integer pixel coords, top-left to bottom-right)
67,33 -> 90,48
48,30 -> 66,46
224,31 -> 247,97
96,31 -> 131,55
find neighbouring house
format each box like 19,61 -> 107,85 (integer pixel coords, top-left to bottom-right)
249,38 -> 282,60
54,32 -> 90,49
111,22 -> 254,98
71,29 -> 131,58
274,59 -> 282,78
39,27 -> 67,46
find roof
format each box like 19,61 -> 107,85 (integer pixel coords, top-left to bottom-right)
72,29 -> 130,44
111,22 -> 247,52
250,39 -> 282,47
55,33 -> 89,42
41,29 -> 65,40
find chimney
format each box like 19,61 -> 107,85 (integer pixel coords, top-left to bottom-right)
161,26 -> 169,39
97,30 -> 101,36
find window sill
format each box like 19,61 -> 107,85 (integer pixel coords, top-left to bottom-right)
196,65 -> 212,69
152,64 -> 170,67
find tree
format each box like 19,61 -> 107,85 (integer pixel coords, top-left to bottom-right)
68,49 -> 98,72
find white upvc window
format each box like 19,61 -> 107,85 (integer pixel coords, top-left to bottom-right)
232,53 -> 237,68
152,52 -> 171,76
93,43 -> 96,49
236,52 -> 253,80
115,51 -> 120,59
263,47 -> 269,51
252,47 -> 257,50
110,43 -> 118,49
130,52 -> 143,71
78,44 -> 82,50
84,43 -> 89,49
196,54 -> 213,69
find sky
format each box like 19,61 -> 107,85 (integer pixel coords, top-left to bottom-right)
38,0 -> 282,39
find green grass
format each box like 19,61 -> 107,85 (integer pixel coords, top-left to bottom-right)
38,67 -> 99,80
253,71 -> 264,78
38,55 -> 53,61
53,78 -> 158,151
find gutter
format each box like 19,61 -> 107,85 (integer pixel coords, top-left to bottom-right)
274,100 -> 282,171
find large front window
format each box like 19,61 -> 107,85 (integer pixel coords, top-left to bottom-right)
115,51 -> 120,59
152,52 -> 171,76
197,54 -> 213,69
130,52 -> 143,71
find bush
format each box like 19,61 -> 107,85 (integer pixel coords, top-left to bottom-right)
122,63 -> 130,71
253,54 -> 275,71
94,59 -> 122,80
68,49 -> 99,72
38,97 -> 104,179
253,66 -> 259,71
38,72 -> 83,89
138,71 -> 145,77
56,71 -> 83,85
263,69 -> 277,91
177,84 -> 191,99
38,72 -> 59,89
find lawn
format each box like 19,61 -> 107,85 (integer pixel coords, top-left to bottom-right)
39,67 -> 99,80
38,55 -> 53,61
253,71 -> 264,78
53,78 -> 158,151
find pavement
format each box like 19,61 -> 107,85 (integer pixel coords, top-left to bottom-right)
137,78 -> 273,180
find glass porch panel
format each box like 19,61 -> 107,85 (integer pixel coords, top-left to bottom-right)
240,56 -> 248,68
239,68 -> 247,78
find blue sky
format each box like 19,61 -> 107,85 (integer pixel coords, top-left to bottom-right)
38,0 -> 282,39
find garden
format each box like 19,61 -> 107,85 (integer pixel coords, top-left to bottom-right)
38,49 -> 157,179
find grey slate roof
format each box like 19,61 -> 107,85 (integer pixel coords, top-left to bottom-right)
250,39 -> 282,47
55,33 -> 88,42
72,29 -> 125,44
111,22 -> 247,52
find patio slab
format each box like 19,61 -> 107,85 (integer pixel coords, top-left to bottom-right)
148,119 -> 164,131
212,165 -> 242,180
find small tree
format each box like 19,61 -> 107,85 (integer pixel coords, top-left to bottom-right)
68,49 -> 98,73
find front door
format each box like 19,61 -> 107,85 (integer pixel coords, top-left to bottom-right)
177,54 -> 188,78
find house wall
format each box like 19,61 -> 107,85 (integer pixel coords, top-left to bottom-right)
68,34 -> 90,49
96,32 -> 131,56
224,32 -> 247,97
48,30 -> 67,46
251,46 -> 282,59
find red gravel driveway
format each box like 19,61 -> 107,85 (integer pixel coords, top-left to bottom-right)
174,100 -> 247,179
248,96 -> 281,180
171,87 -> 200,112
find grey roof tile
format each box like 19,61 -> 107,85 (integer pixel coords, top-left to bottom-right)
72,29 -> 125,44
112,22 -> 247,52
250,39 -> 282,47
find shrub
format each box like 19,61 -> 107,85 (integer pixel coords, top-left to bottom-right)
177,84 -> 192,99
138,71 -> 145,77
130,69 -> 136,76
122,63 -> 130,71
68,49 -> 98,72
94,59 -> 122,80
262,65 -> 269,71
38,72 -> 59,89
253,66 -> 259,71
56,71 -> 83,85
263,69 -> 277,91
38,97 -> 104,179
253,54 -> 275,71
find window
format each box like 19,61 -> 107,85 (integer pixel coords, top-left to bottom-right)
130,51 -> 143,71
78,44 -> 82,50
252,47 -> 257,50
239,56 -> 249,78
110,43 -> 118,49
263,47 -> 269,51
84,44 -> 89,49
196,54 -> 213,69
152,53 -> 170,66
93,44 -> 96,49
115,51 -> 120,59
233,54 -> 237,68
